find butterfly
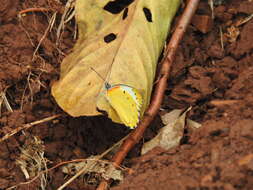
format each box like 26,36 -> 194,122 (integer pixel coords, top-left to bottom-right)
91,68 -> 143,129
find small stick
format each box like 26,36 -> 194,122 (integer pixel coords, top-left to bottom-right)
0,90 -> 13,114
219,26 -> 224,51
0,114 -> 61,143
18,8 -> 51,16
97,0 -> 200,189
236,13 -> 253,27
210,99 -> 241,106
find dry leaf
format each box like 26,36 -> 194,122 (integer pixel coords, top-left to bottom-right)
52,0 -> 180,124
141,108 -> 191,155
187,119 -> 202,129
62,156 -> 123,181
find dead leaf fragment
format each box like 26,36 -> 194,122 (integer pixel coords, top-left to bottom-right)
62,156 -> 123,181
187,119 -> 202,129
141,108 -> 191,155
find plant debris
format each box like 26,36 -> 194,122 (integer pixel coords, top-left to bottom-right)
141,108 -> 193,155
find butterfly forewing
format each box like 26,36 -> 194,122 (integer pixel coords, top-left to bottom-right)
105,84 -> 142,128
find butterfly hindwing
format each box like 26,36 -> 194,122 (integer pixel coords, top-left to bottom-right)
106,84 -> 142,128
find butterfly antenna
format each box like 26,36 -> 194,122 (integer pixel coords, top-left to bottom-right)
90,67 -> 106,81
90,67 -> 111,89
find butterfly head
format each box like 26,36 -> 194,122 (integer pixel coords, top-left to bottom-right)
90,67 -> 142,129
105,82 -> 112,90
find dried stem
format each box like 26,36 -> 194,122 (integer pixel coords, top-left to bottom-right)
0,114 -> 61,143
97,0 -> 200,189
18,8 -> 51,16
32,12 -> 57,59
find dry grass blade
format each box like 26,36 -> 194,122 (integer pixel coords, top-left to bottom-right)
0,114 -> 61,143
16,136 -> 48,190
56,0 -> 76,45
32,12 -> 57,59
0,90 -> 13,115
3,93 -> 13,112
236,13 -> 253,26
219,26 -> 224,51
20,70 -> 47,110
208,0 -> 214,19
0,92 -> 4,113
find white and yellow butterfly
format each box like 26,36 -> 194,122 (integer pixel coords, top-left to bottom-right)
104,82 -> 142,129
91,68 -> 143,129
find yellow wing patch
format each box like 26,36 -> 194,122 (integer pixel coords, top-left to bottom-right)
105,84 -> 142,129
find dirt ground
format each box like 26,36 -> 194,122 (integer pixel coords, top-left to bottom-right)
0,0 -> 253,190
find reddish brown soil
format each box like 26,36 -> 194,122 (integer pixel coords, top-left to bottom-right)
0,0 -> 253,190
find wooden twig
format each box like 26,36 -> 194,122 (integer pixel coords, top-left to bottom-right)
96,0 -> 200,189
210,99 -> 241,106
18,8 -> 51,16
219,26 -> 224,51
236,13 -> 253,27
0,114 -> 61,143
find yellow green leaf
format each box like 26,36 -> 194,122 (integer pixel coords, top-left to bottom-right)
52,0 -> 180,125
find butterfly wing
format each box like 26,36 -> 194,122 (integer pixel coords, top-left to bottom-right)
106,85 -> 142,129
